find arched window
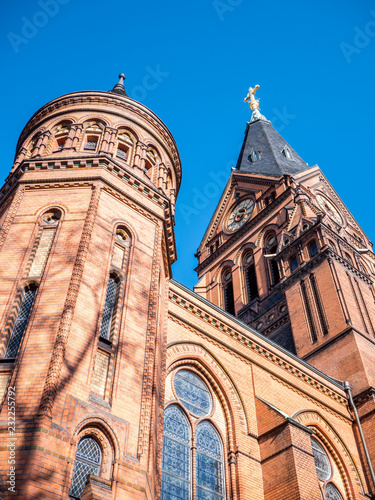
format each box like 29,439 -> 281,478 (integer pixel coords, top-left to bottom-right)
309,240 -> 318,257
290,255 -> 298,272
325,483 -> 344,500
222,269 -> 235,315
161,405 -> 191,500
264,233 -> 280,285
53,121 -> 70,152
243,252 -> 258,301
311,437 -> 332,481
99,274 -> 119,341
4,284 -> 37,359
162,370 -> 226,500
196,421 -> 225,500
69,437 -> 101,499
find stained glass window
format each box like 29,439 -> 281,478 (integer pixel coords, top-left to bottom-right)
325,483 -> 344,500
69,437 -> 101,499
311,437 -> 332,481
5,287 -> 37,359
161,405 -> 191,500
174,370 -> 212,417
99,276 -> 118,340
196,421 -> 225,500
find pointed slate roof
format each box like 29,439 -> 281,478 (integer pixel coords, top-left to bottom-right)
235,117 -> 310,177
110,73 -> 127,96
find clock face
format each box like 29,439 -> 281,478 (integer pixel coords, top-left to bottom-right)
316,194 -> 343,225
227,198 -> 254,232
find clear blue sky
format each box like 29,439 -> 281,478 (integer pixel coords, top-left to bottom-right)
1,0 -> 374,289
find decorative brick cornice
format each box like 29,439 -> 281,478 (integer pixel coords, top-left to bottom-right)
0,155 -> 177,266
38,185 -> 101,416
168,288 -> 348,408
16,92 -> 182,188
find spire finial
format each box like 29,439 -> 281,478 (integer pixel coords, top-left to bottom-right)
244,84 -> 266,122
110,73 -> 127,96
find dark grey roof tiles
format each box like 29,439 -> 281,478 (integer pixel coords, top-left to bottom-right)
235,118 -> 310,177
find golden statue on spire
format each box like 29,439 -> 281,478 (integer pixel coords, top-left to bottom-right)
244,85 -> 260,111
244,84 -> 266,121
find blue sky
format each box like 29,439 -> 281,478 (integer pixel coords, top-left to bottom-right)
1,0 -> 375,289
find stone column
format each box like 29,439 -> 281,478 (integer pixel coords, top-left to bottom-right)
107,128 -> 117,156
64,125 -> 76,149
38,131 -> 52,156
71,124 -> 83,150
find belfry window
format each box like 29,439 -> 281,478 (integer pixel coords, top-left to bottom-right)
309,241 -> 318,257
244,252 -> 259,301
290,255 -> 298,272
4,284 -> 37,359
222,269 -> 235,315
99,274 -> 119,341
69,437 -> 101,499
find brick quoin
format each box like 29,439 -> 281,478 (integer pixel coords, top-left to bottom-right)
0,76 -> 374,499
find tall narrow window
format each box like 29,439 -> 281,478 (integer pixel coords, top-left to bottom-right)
196,421 -> 225,500
5,285 -> 37,359
309,241 -> 318,257
223,269 -> 235,315
265,233 -> 280,285
301,280 -> 317,342
244,252 -> 258,301
161,405 -> 191,500
70,437 -> 101,499
310,274 -> 329,335
99,274 -> 118,341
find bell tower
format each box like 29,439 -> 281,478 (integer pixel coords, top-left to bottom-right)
195,85 -> 375,472
0,74 -> 181,499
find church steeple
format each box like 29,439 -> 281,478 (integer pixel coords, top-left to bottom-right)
237,85 -> 310,177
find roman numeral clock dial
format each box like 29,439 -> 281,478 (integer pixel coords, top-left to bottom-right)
227,198 -> 255,232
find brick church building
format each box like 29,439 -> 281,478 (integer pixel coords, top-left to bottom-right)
0,75 -> 374,499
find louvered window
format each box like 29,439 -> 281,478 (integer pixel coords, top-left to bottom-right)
223,270 -> 235,316
5,287 -> 37,359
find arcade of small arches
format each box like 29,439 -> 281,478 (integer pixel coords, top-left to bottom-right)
15,118 -> 176,199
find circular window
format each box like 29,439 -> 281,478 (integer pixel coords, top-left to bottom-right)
325,483 -> 344,500
174,369 -> 212,417
311,437 -> 332,481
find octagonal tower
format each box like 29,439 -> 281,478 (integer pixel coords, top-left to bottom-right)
0,75 -> 181,499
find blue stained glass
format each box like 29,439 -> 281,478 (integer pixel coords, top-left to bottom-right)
161,406 -> 191,500
174,370 -> 212,417
196,422 -> 225,500
325,483 -> 344,500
